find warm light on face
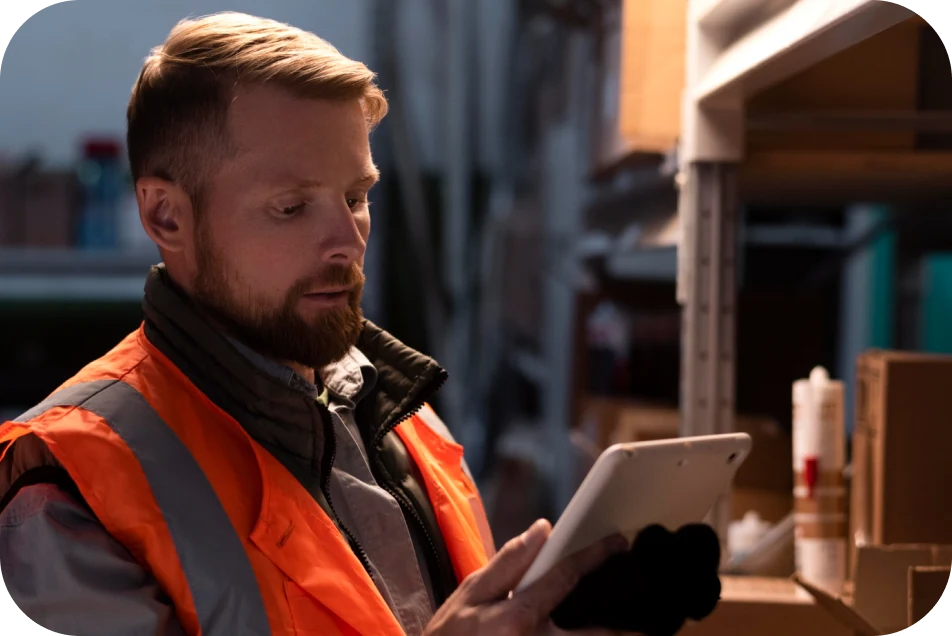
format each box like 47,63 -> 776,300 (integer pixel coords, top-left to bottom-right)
186,87 -> 375,369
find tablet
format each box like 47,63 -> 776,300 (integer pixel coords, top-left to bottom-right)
516,433 -> 752,591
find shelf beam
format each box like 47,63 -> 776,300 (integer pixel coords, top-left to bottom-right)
696,0 -> 797,33
0,248 -> 158,302
694,0 -> 912,106
0,275 -> 147,302
747,110 -> 952,132
740,151 -> 952,204
605,247 -> 678,281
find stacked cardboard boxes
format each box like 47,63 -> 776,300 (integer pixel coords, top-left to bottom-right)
681,551 -> 951,636
681,576 -> 852,636
797,544 -> 952,635
683,350 -> 952,634
851,351 -> 952,556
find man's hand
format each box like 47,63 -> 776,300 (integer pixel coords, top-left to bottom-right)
423,519 -> 628,636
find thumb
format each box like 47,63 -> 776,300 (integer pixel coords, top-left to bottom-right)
465,519 -> 551,603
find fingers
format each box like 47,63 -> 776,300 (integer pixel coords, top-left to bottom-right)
515,533 -> 627,621
464,519 -> 552,603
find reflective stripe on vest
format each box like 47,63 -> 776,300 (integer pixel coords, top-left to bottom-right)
17,380 -> 272,636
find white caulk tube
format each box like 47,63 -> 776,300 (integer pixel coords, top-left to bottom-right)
792,366 -> 847,596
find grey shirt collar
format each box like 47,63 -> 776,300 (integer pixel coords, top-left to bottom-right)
225,336 -> 378,406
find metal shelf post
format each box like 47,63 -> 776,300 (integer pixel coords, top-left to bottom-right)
678,161 -> 739,538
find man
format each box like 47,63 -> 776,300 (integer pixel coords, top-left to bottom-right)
0,13 -> 624,636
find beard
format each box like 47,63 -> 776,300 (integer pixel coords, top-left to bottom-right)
192,221 -> 365,371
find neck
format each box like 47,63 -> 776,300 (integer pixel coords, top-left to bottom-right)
193,302 -> 319,387
286,361 -> 316,384
161,268 -> 322,385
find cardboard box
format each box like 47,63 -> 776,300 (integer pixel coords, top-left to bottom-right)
852,545 -> 936,633
732,414 -> 793,495
617,0 -> 687,152
793,575 -> 879,636
682,576 -> 852,636
934,545 -> 952,566
851,351 -> 952,566
796,543 -> 952,635
730,413 -> 794,524
908,566 -> 950,627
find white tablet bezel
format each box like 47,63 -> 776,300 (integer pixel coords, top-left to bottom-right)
516,433 -> 752,591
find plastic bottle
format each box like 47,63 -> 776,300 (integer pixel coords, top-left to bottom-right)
728,511 -> 772,561
792,366 -> 847,596
76,138 -> 122,249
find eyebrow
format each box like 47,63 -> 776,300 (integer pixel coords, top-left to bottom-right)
262,167 -> 381,192
354,167 -> 381,188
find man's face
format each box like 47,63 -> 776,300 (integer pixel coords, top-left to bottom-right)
191,85 -> 377,370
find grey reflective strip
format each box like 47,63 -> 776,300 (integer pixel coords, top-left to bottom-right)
14,380 -> 118,423
18,380 -> 271,636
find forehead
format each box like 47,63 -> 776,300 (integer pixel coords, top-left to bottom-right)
225,85 -> 372,177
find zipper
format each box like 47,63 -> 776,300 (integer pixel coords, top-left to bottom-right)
379,472 -> 453,604
313,368 -> 452,596
369,372 -> 453,603
315,402 -> 375,579
370,370 -> 447,461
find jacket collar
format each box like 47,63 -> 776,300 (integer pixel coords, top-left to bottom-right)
141,265 -> 447,459
141,266 -> 447,631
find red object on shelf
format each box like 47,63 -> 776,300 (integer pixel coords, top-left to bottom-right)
82,138 -> 122,159
804,456 -> 819,499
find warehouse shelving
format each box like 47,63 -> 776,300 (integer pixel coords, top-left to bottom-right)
0,247 -> 159,302
678,0 -> 950,535
679,0 -> 935,436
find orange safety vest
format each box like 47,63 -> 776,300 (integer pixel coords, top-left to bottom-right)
0,326 -> 492,635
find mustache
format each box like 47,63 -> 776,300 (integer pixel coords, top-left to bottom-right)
291,264 -> 365,295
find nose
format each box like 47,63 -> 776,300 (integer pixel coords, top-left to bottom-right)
316,198 -> 366,265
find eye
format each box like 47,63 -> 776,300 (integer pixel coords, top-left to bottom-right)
346,197 -> 363,210
276,203 -> 306,218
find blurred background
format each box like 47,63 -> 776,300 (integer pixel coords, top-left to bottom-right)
1,0 -> 951,567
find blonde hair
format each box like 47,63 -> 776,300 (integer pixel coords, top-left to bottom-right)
127,12 -> 387,208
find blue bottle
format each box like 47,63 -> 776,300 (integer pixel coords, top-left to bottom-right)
77,138 -> 122,249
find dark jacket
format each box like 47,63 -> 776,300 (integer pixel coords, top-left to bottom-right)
0,266 -> 459,606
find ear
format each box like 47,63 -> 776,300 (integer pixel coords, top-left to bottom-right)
136,176 -> 195,253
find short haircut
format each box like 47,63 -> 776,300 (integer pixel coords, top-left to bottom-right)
127,12 -> 388,210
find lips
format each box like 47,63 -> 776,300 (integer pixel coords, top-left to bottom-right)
299,287 -> 352,308
304,287 -> 351,297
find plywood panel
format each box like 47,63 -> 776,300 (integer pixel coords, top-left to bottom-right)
617,0 -> 688,152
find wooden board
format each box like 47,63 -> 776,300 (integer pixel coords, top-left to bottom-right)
739,151 -> 952,204
617,0 -> 688,152
746,18 -> 923,153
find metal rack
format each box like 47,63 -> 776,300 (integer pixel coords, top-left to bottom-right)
0,247 -> 158,302
679,0 -> 919,437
